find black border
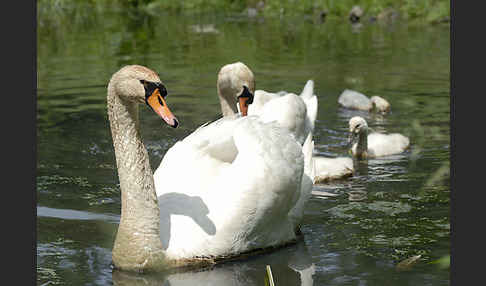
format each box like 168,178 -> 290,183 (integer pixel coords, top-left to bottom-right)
4,0 -> 37,285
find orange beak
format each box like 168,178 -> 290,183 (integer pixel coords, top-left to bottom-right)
239,97 -> 250,116
146,88 -> 179,128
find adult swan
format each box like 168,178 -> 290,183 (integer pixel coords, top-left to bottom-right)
108,65 -> 312,272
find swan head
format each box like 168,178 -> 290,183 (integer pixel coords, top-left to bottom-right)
370,96 -> 390,113
109,65 -> 179,128
217,62 -> 256,117
348,116 -> 368,144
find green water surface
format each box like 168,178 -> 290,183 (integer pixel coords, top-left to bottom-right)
37,6 -> 450,285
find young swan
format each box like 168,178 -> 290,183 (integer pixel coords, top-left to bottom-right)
348,116 -> 410,159
338,89 -> 391,114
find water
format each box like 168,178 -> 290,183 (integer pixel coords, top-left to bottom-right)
37,6 -> 450,285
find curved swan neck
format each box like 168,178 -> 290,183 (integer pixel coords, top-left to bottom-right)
216,62 -> 255,117
107,84 -> 167,272
217,87 -> 239,117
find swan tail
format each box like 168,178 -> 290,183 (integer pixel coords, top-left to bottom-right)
300,80 -> 318,132
300,80 -> 314,100
302,132 -> 315,184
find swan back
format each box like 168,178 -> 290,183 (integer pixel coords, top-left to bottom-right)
349,116 -> 409,158
248,89 -> 280,115
314,156 -> 354,183
365,133 -> 410,157
154,116 -> 305,259
338,89 -> 372,111
258,93 -> 309,144
248,80 -> 317,145
339,89 -> 391,113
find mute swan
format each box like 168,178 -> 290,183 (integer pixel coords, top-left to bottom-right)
338,89 -> 391,114
154,62 -> 314,268
208,61 -> 315,233
154,62 -> 314,254
348,116 -> 410,159
107,65 -> 312,272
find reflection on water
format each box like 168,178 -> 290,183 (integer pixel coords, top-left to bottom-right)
37,5 -> 449,286
112,242 -> 314,286
37,206 -> 120,224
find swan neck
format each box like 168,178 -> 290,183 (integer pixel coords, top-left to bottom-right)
218,88 -> 238,117
356,128 -> 368,156
107,86 -> 167,271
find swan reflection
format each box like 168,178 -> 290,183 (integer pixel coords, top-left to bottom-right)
112,241 -> 315,286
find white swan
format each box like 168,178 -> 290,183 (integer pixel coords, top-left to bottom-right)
209,62 -> 315,232
107,65 -> 313,272
348,116 -> 410,159
338,89 -> 390,113
154,61 -> 315,256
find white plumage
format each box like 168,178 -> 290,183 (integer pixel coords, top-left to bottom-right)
154,116 -> 306,259
153,62 -> 315,260
348,116 -> 410,158
248,79 -> 318,146
249,79 -> 355,183
338,89 -> 391,113
313,156 -> 354,183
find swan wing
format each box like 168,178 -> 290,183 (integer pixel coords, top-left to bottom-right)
248,80 -> 317,145
248,89 -> 280,116
288,132 -> 315,230
154,116 -> 304,259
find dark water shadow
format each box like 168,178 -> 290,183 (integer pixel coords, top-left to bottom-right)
158,192 -> 216,250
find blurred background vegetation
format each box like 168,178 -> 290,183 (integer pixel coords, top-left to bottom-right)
38,0 -> 450,24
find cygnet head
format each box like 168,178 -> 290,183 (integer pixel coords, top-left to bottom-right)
108,65 -> 179,128
370,96 -> 391,113
349,116 -> 368,133
217,62 -> 256,117
348,116 -> 368,144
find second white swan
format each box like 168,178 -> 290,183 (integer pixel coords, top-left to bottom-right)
152,64 -> 314,268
